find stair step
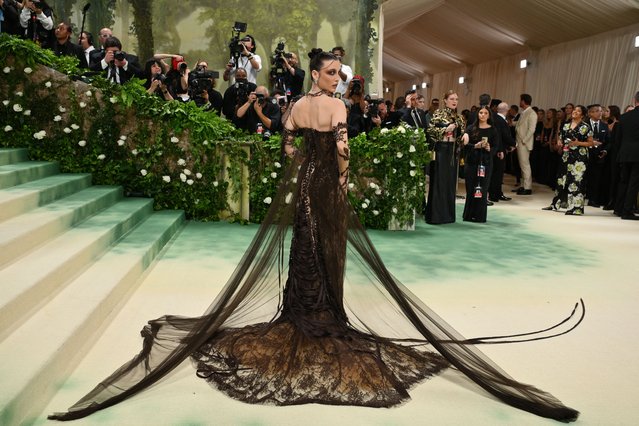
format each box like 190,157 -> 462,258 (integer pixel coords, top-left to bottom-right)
0,210 -> 185,426
0,148 -> 29,166
0,161 -> 59,189
0,197 -> 155,341
0,186 -> 122,268
0,174 -> 92,222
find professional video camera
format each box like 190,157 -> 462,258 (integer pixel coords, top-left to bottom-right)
228,21 -> 248,60
234,79 -> 250,105
270,40 -> 292,90
189,69 -> 220,93
351,78 -> 363,96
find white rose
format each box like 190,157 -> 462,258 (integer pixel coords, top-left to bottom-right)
24,67 -> 33,74
13,104 -> 23,112
119,135 -> 127,140
177,158 -> 186,166
392,168 -> 397,173
85,90 -> 92,97
372,210 -> 379,216
375,189 -> 382,195
369,182 -> 377,189
392,207 -> 398,214
184,169 -> 192,176
117,140 -> 125,146
410,160 -> 416,167
2,100 -> 8,106
187,179 -> 194,185
397,126 -> 406,134
140,169 -> 147,176
131,149 -> 138,156
262,177 -> 268,183
78,140 -> 86,147
63,127 -> 72,133
163,175 -> 171,183
274,161 -> 281,168
4,125 -> 12,132
365,198 -> 370,204
45,81 -> 52,88
79,102 -> 87,108
396,152 -> 403,158
170,136 -> 179,143
213,181 -> 219,187
271,172 -> 277,178
109,96 -> 118,104
23,110 -> 31,116
180,173 -> 187,182
53,115 -> 62,122
348,182 -> 354,189
264,197 -> 272,204
71,124 -> 79,130
203,140 -> 209,145
361,203 -> 368,209
292,177 -> 297,183
2,67 -> 10,73
419,182 -> 424,187
33,131 -> 45,140
373,158 -> 380,164
59,106 -> 66,112
97,154 -> 106,160
410,170 -> 416,177
97,129 -> 102,135
196,172 -> 202,179
409,145 -> 416,153
380,128 -> 389,134
15,91 -> 23,96
285,192 -> 293,204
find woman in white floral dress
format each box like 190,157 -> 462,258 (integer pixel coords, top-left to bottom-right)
543,105 -> 598,215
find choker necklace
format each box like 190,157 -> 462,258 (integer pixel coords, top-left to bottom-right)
306,89 -> 333,98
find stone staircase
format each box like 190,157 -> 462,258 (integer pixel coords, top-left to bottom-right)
0,148 -> 185,426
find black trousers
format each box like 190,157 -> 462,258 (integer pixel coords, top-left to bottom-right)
615,162 -> 639,215
489,154 -> 505,199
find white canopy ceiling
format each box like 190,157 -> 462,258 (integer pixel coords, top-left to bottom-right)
382,0 -> 639,83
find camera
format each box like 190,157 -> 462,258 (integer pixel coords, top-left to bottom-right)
234,79 -> 250,105
228,21 -> 248,60
255,93 -> 265,106
368,99 -> 383,118
153,73 -> 166,83
114,50 -> 126,61
189,70 -> 219,93
351,79 -> 362,96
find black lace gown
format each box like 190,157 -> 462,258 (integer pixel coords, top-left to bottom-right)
50,125 -> 580,422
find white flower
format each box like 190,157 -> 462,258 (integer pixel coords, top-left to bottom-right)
33,130 -> 46,140
274,161 -> 282,168
109,96 -> 118,104
97,154 -> 106,160
262,177 -> 268,183
59,106 -> 66,112
365,198 -> 370,204
4,125 -> 12,132
373,158 -> 380,164
45,81 -> 52,88
2,100 -> 8,106
53,115 -> 62,122
196,172 -> 202,179
180,173 -> 187,182
163,175 -> 171,183
292,177 -> 297,184
79,102 -> 87,108
375,189 -> 382,195
63,127 -> 72,133
85,90 -> 92,97
23,109 -> 31,116
264,197 -> 272,204
392,168 -> 397,174
369,182 -> 377,189
140,169 -> 147,176
419,182 -> 424,187
414,129 -> 420,134
410,170 -> 417,177
285,192 -> 293,204
71,124 -> 79,130
213,181 -> 219,187
396,152 -> 403,158
361,203 -> 368,209
78,140 -> 86,147
97,129 -> 102,135
409,145 -> 416,153
372,210 -> 379,216
24,67 -> 33,74
397,126 -> 406,134
348,183 -> 354,189
177,158 -> 186,166
187,179 -> 194,185
15,91 -> 23,96
410,160 -> 416,167
117,139 -> 125,146
380,128 -> 389,134
119,135 -> 127,141
13,104 -> 23,112
170,136 -> 179,143
184,169 -> 192,176
203,140 -> 209,145
392,207 -> 398,214
271,172 -> 277,178
131,149 -> 138,156
2,67 -> 10,74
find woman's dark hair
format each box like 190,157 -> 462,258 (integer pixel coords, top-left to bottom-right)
144,58 -> 163,79
81,31 -> 94,47
608,105 -> 621,122
307,48 -> 338,73
574,105 -> 587,118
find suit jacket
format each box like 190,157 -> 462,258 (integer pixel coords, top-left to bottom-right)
515,106 -> 536,150
588,119 -> 610,151
494,113 -> 515,153
615,107 -> 639,163
90,51 -> 143,84
52,40 -> 87,68
403,108 -> 430,129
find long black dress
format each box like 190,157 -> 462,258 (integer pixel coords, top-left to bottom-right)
50,122 -> 580,422
463,126 -> 497,223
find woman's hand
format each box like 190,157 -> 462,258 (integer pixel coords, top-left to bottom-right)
568,139 -> 580,147
461,133 -> 469,145
445,123 -> 456,133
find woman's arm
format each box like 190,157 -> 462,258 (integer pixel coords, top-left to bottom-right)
333,102 -> 349,192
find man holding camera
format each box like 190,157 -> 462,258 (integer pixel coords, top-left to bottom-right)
235,85 -> 281,135
19,0 -> 53,48
90,36 -> 142,84
188,60 -> 223,115
222,68 -> 257,122
280,52 -> 305,97
223,34 -> 261,85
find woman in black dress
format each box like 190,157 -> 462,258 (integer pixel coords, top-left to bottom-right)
50,51 -> 580,423
543,105 -> 596,215
463,106 -> 496,222
425,90 -> 468,224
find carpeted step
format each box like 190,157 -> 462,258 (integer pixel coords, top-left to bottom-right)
0,210 -> 185,426
0,197 -> 155,341
0,186 -> 123,268
0,161 -> 59,189
0,148 -> 29,166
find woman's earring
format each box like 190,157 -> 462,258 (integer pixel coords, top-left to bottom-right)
313,78 -> 318,84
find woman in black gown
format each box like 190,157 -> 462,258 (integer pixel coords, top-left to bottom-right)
425,91 -> 469,224
50,50 -> 580,422
463,106 -> 497,222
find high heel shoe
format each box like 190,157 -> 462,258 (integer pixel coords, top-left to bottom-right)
565,209 -> 582,216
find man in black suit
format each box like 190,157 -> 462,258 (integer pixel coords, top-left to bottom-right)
51,22 -> 86,68
490,101 -> 515,202
614,92 -> 639,220
90,36 -> 142,84
586,104 -> 610,207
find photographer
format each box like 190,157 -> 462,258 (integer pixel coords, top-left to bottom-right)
344,75 -> 368,138
331,46 -> 352,98
270,44 -> 305,97
90,36 -> 142,84
19,0 -> 53,48
222,67 -> 256,122
1,0 -> 24,36
223,34 -> 261,85
370,100 -> 395,129
235,85 -> 281,135
143,58 -> 173,101
188,60 -> 223,115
